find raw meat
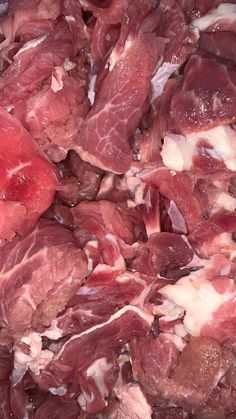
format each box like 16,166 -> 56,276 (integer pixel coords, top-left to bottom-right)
0,220 -> 89,335
0,0 -> 63,47
74,1 -> 166,173
0,108 -> 57,239
171,50 -> 236,133
0,20 -> 74,107
131,232 -> 194,276
0,0 -> 235,417
32,306 -> 153,414
44,263 -> 154,339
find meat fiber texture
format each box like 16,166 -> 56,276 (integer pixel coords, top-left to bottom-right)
1,0 -> 236,418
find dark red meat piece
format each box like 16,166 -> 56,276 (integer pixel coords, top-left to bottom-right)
131,232 -> 194,276
171,50 -> 236,133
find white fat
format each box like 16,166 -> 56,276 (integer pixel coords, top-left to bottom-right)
41,320 -> 63,340
108,48 -> 120,72
215,191 -> 236,212
161,133 -> 189,171
81,390 -> 95,403
153,298 -> 184,319
14,34 -> 48,59
122,172 -> 145,207
168,200 -> 187,234
22,402 -> 34,419
49,386 -> 67,396
86,357 -> 112,398
96,173 -> 115,198
114,384 -> 152,419
13,333 -> 53,384
205,126 -> 236,170
151,62 -> 178,102
109,36 -> 133,72
91,263 -> 119,275
105,233 -> 125,269
56,305 -> 153,357
84,249 -> 94,272
51,67 -> 65,93
79,0 -> 89,7
88,74 -> 97,105
161,125 -> 236,171
65,15 -> 76,23
192,3 -> 236,31
174,323 -> 188,338
159,275 -> 235,336
77,393 -> 87,411
63,57 -> 76,72
162,333 -> 185,352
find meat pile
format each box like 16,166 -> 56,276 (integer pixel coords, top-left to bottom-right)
0,0 -> 236,418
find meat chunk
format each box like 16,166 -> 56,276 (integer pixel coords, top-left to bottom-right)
0,0 -> 63,47
75,22 -> 166,172
0,108 -> 57,240
32,306 -> 153,413
46,264 -> 150,338
0,220 -> 89,334
131,233 -> 194,276
131,335 -> 232,411
171,50 -> 236,133
0,20 -> 73,107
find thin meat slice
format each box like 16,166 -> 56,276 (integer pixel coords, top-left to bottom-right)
80,0 -> 128,65
75,33 -> 166,173
43,264 -> 153,338
171,50 -> 236,133
15,19 -> 57,41
154,0 -> 198,64
32,306 -> 153,413
0,0 -> 63,47
0,108 -> 57,240
141,167 -> 203,230
0,20 -> 73,107
0,220 -> 89,334
71,200 -> 146,263
147,79 -> 178,160
150,0 -> 198,105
